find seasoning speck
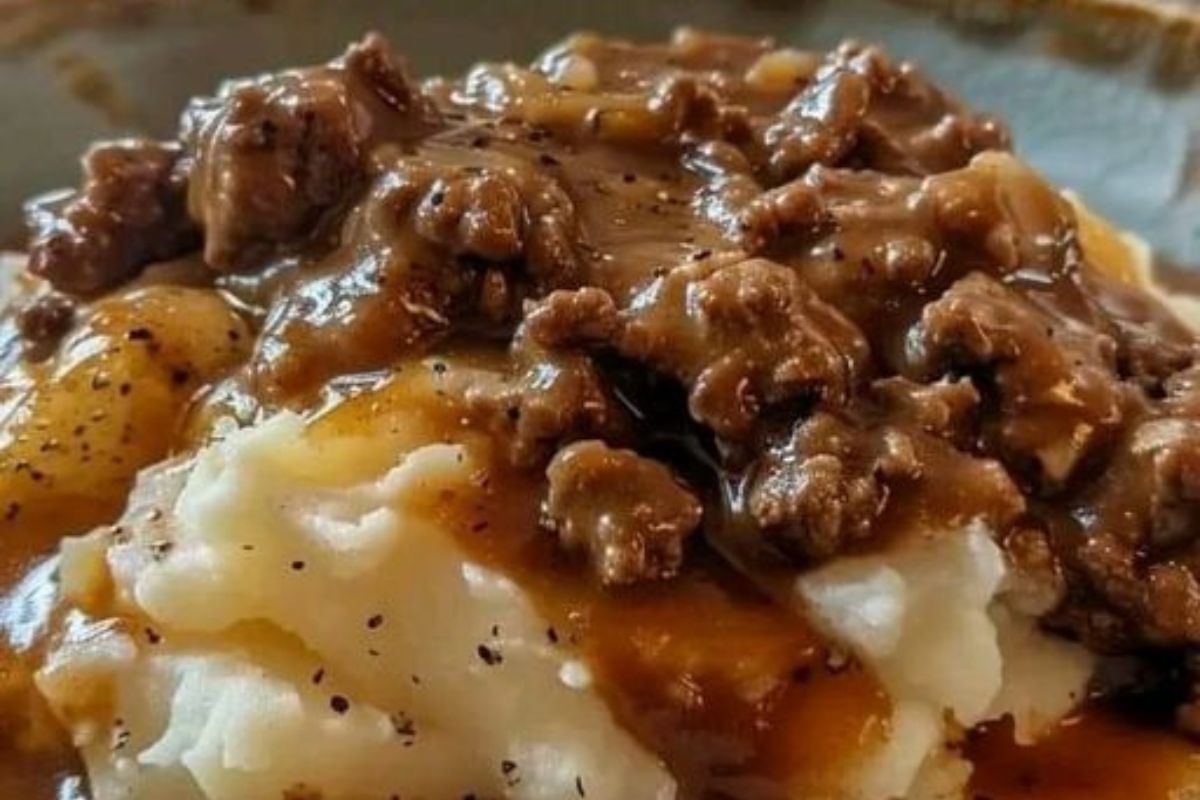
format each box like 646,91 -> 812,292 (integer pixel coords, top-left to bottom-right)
476,644 -> 503,666
330,695 -> 350,715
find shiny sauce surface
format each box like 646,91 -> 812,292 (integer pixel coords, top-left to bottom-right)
2,25 -> 1200,800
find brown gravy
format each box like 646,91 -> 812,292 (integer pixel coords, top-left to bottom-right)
968,711 -> 1200,800
2,25 -> 1200,800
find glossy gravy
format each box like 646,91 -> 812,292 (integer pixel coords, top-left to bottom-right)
2,25 -> 1200,800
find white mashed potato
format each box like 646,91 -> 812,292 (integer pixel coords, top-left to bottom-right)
38,414 -> 675,800
797,526 -> 1094,800
37,408 -> 1095,800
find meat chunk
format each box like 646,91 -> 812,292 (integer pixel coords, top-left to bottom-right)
758,50 -> 871,181
409,167 -> 582,288
870,376 -> 980,445
1058,411 -> 1200,648
543,440 -> 702,585
25,140 -> 198,295
183,34 -> 434,271
464,351 -> 627,468
414,172 -> 525,261
183,74 -> 365,271
910,272 -> 1126,491
746,412 -> 920,562
16,291 -> 75,354
521,287 -> 620,349
758,42 -> 1008,183
735,178 -> 827,255
1081,269 -> 1198,388
647,72 -> 751,141
458,293 -> 629,468
618,257 -> 869,440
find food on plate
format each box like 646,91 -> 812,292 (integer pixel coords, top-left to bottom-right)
1,27 -> 1199,800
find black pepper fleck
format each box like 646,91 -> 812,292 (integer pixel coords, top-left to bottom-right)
476,644 -> 503,666
501,759 -> 520,786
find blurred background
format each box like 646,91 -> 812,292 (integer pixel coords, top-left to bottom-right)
0,0 -> 1196,267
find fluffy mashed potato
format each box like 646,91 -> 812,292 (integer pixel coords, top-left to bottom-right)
34,399 -> 1097,800
797,527 -> 1094,800
38,413 -> 675,800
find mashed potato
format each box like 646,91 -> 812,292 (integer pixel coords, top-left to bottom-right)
38,413 -> 675,800
797,526 -> 1094,799
35,401 -> 1097,800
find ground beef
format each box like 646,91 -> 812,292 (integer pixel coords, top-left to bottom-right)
648,73 -> 751,141
746,412 -> 921,562
543,440 -> 702,584
183,34 -> 436,272
15,292 -> 75,357
617,257 -> 869,440
24,140 -> 197,295
182,73 -> 366,271
454,294 -> 630,468
910,272 -> 1126,492
756,42 -> 1008,183
1081,269 -> 1198,388
246,168 -> 474,399
407,166 -> 583,289
464,350 -> 628,469
1059,408 -> 1200,648
870,376 -> 980,445
734,178 -> 827,255
521,287 -> 620,349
